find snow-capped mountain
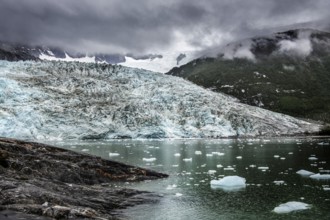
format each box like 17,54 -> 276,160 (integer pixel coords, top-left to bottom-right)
0,60 -> 319,140
168,29 -> 330,123
0,42 -> 196,73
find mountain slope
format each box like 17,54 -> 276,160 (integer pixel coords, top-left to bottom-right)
0,42 -> 195,73
0,60 -> 319,140
168,29 -> 330,123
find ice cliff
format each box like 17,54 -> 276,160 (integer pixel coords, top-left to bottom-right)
0,61 -> 319,140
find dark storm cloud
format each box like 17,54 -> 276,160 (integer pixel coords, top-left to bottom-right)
0,0 -> 329,54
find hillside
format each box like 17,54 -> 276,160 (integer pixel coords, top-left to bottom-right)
168,29 -> 330,123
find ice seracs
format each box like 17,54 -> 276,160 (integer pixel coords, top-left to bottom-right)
0,60 -> 320,140
273,201 -> 311,214
296,169 -> 315,176
210,176 -> 246,191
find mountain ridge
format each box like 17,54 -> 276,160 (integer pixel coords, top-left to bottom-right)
167,28 -> 330,123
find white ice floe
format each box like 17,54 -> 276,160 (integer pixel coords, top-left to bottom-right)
195,151 -> 202,155
142,157 -> 156,162
174,153 -> 181,157
212,152 -> 225,156
258,166 -> 269,170
81,149 -> 89,152
236,156 -> 242,159
109,153 -> 120,157
175,193 -> 183,197
183,158 -> 192,162
273,201 -> 311,214
166,184 -> 177,190
308,157 -> 318,161
273,180 -> 285,185
310,173 -> 330,180
296,169 -> 315,176
210,176 -> 246,191
274,155 -> 280,158
208,170 -> 217,175
216,164 -> 223,168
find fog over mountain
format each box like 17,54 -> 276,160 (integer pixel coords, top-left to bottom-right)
0,0 -> 329,56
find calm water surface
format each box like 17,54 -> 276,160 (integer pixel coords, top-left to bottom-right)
50,137 -> 330,220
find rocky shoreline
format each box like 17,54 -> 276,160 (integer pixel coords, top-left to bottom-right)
0,138 -> 168,219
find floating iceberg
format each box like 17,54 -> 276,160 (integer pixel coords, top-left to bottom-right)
195,151 -> 202,155
109,153 -> 120,157
308,157 -> 318,161
310,173 -> 330,180
273,201 -> 311,214
207,170 -> 217,175
183,158 -> 192,162
210,176 -> 246,191
296,169 -> 315,176
142,157 -> 156,162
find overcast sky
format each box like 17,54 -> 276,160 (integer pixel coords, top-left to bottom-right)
0,0 -> 329,55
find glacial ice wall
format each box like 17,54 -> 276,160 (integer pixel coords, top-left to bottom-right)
0,61 -> 319,140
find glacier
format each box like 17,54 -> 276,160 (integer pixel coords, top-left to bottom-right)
0,60 -> 319,140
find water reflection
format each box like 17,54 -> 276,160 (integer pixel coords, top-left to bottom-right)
50,137 -> 330,220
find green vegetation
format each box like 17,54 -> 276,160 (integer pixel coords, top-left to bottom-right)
168,55 -> 330,123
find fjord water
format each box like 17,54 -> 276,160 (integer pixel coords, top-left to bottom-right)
52,138 -> 330,220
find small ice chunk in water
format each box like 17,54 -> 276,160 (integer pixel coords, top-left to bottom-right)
296,169 -> 315,176
206,154 -> 213,157
195,151 -> 202,155
224,167 -> 235,171
81,149 -> 89,152
280,157 -> 286,160
174,153 -> 181,157
208,170 -> 217,175
109,153 -> 120,157
183,158 -> 192,162
210,176 -> 246,191
258,166 -> 269,170
249,165 -> 256,168
236,156 -> 242,159
273,201 -> 310,214
175,193 -> 183,197
308,157 -> 318,160
310,173 -> 330,180
166,184 -> 177,190
143,157 -> 156,162
216,164 -> 223,168
273,180 -> 285,185
274,155 -> 280,158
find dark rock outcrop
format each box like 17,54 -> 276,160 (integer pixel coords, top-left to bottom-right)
0,138 -> 168,219
0,48 -> 39,61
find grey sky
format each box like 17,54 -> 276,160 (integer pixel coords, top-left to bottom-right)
0,0 -> 329,54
